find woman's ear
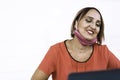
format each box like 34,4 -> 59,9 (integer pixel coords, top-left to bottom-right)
75,20 -> 78,29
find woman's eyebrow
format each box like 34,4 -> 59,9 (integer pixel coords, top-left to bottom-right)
86,16 -> 94,19
86,16 -> 101,21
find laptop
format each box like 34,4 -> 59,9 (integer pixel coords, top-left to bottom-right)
68,69 -> 120,80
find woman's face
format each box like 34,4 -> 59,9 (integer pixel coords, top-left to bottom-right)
77,9 -> 101,40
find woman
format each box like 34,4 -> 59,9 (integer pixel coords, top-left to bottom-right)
31,7 -> 120,80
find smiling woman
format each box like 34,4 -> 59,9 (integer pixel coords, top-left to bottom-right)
73,9 -> 101,45
31,7 -> 120,80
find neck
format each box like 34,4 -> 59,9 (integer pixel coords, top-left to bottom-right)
70,38 -> 92,51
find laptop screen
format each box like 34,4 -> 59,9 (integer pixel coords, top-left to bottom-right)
68,69 -> 120,80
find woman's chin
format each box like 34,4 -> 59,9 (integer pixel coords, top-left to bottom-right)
85,37 -> 95,41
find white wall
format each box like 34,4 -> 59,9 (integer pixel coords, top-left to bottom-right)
0,0 -> 120,80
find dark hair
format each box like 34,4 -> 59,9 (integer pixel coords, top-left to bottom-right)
71,7 -> 104,45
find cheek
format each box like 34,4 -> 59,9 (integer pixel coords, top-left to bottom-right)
96,27 -> 100,34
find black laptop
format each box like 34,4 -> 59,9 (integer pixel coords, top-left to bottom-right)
68,69 -> 120,80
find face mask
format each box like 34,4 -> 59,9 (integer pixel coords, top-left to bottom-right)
73,29 -> 97,46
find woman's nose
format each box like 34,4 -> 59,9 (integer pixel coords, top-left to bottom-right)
90,22 -> 96,29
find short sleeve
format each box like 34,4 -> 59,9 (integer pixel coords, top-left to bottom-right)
38,46 -> 57,75
105,45 -> 120,69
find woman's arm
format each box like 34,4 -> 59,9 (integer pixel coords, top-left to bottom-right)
31,69 -> 49,80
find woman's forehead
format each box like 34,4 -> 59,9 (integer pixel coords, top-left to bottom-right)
84,9 -> 101,21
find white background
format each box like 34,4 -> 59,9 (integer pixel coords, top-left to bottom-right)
0,0 -> 120,80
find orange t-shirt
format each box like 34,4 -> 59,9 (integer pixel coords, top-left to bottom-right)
39,41 -> 120,80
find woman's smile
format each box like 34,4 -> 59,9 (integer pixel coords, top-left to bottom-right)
87,29 -> 94,35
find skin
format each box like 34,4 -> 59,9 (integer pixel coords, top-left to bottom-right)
31,9 -> 102,80
77,9 -> 101,40
31,69 -> 49,80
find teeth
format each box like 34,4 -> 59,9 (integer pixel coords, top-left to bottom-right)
88,30 -> 94,34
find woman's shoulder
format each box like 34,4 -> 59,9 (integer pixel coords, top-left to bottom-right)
49,40 -> 66,49
94,43 -> 107,47
93,43 -> 111,58
94,43 -> 109,50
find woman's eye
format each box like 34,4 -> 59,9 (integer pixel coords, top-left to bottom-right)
96,21 -> 101,27
86,18 -> 92,23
